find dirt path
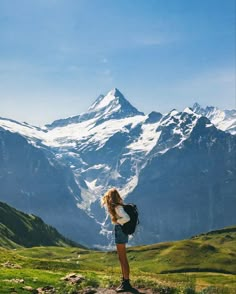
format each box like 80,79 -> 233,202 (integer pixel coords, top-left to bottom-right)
82,288 -> 156,294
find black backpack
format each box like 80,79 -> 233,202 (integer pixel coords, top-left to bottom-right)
121,203 -> 139,235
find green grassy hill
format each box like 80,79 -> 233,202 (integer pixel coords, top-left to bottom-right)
128,225 -> 236,275
0,225 -> 235,293
0,201 -> 82,248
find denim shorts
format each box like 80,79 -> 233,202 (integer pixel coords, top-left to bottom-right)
114,224 -> 128,244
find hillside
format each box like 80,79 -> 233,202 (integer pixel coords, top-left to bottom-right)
0,225 -> 235,293
15,225 -> 236,274
0,201 -> 83,249
128,225 -> 236,275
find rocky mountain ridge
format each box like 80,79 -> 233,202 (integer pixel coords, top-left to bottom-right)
0,88 -> 235,246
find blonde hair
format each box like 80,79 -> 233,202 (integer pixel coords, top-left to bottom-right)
101,188 -> 123,223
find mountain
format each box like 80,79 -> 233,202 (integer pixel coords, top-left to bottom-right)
46,88 -> 144,129
127,117 -> 236,244
0,128 -> 106,247
0,88 -> 235,247
192,103 -> 236,135
0,201 -> 83,249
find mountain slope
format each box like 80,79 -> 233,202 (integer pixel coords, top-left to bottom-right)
128,225 -> 236,275
13,225 -> 236,275
0,201 -> 82,249
0,128 -> 106,247
127,117 -> 236,245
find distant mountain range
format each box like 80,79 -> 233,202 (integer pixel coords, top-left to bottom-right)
0,201 -> 82,249
0,88 -> 235,247
192,102 -> 236,134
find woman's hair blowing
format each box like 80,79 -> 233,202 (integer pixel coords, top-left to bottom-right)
101,188 -> 123,223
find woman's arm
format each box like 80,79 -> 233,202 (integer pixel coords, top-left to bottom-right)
115,205 -> 130,225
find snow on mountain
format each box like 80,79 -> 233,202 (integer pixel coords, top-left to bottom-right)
67,107 -> 199,210
1,89 -> 236,246
127,116 -> 236,245
192,103 -> 236,134
127,125 -> 161,154
0,90 -> 204,211
88,88 -> 143,116
46,88 -> 144,130
0,117 -> 46,147
44,114 -> 145,149
0,94 -> 234,207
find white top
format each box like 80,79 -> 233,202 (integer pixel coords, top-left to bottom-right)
115,205 -> 130,225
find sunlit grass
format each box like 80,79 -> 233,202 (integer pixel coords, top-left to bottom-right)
0,226 -> 236,293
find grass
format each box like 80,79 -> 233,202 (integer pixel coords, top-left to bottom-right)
0,226 -> 236,293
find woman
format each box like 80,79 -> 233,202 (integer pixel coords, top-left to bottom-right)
101,187 -> 133,292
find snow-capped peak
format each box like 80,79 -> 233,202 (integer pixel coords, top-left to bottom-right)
46,88 -> 144,129
192,102 -> 219,117
88,88 -> 123,111
192,102 -> 236,135
183,107 -> 194,114
88,88 -> 144,118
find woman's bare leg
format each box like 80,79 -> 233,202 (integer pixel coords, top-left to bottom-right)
116,243 -> 130,279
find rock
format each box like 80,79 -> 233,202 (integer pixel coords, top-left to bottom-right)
36,286 -> 56,293
82,288 -> 97,294
22,286 -> 35,292
60,272 -> 85,284
4,278 -> 24,283
91,289 -> 115,294
1,261 -> 22,269
83,288 -> 146,294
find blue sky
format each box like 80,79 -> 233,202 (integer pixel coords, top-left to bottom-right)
0,0 -> 235,126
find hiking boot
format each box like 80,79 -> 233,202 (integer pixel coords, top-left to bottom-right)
116,279 -> 133,292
